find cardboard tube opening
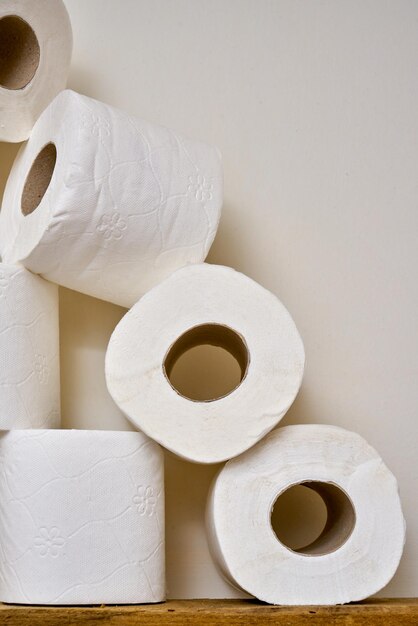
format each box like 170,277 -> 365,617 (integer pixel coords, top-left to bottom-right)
163,323 -> 249,402
0,16 -> 40,90
271,481 -> 356,556
21,143 -> 57,216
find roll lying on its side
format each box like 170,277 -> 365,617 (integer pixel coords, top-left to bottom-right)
206,424 -> 405,605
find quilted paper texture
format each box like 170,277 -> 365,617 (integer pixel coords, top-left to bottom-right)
0,265 -> 59,429
0,90 -> 222,307
0,430 -> 165,605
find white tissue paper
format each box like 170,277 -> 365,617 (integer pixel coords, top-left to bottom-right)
206,424 -> 406,605
105,264 -> 305,463
0,263 -> 59,429
0,429 -> 165,605
0,0 -> 72,142
0,90 -> 222,307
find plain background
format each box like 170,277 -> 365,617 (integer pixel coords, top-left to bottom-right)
0,0 -> 417,598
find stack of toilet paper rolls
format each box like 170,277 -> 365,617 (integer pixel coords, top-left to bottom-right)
0,0 -> 405,607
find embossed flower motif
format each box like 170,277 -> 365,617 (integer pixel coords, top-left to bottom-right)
97,212 -> 127,241
81,113 -> 111,138
34,354 -> 49,385
188,174 -> 213,202
0,272 -> 9,296
132,485 -> 157,516
34,527 -> 65,557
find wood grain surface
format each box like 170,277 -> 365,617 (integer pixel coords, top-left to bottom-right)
0,598 -> 417,625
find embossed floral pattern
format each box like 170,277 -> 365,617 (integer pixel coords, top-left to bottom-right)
0,91 -> 222,308
132,485 -> 157,516
0,430 -> 164,603
81,113 -> 111,138
0,272 -> 9,296
34,354 -> 49,385
188,174 -> 213,202
97,212 -> 127,241
34,527 -> 65,557
0,270 -> 59,429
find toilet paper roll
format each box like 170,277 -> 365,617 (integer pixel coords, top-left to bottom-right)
0,90 -> 223,307
0,0 -> 72,142
206,424 -> 406,605
105,264 -> 305,463
0,429 -> 165,605
0,263 -> 59,429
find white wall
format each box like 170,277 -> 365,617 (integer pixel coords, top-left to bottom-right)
1,0 -> 417,598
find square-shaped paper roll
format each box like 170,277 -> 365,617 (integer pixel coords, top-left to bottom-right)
0,430 -> 165,605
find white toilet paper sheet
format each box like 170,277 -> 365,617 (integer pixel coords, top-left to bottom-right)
206,424 -> 406,605
0,264 -> 59,429
105,264 -> 305,463
0,429 -> 165,605
0,0 -> 72,142
0,90 -> 222,307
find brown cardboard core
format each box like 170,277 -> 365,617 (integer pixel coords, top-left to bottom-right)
21,143 -> 57,216
163,323 -> 249,402
0,16 -> 40,90
271,481 -> 355,556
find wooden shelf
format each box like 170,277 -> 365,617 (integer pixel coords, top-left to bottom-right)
0,598 -> 417,625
